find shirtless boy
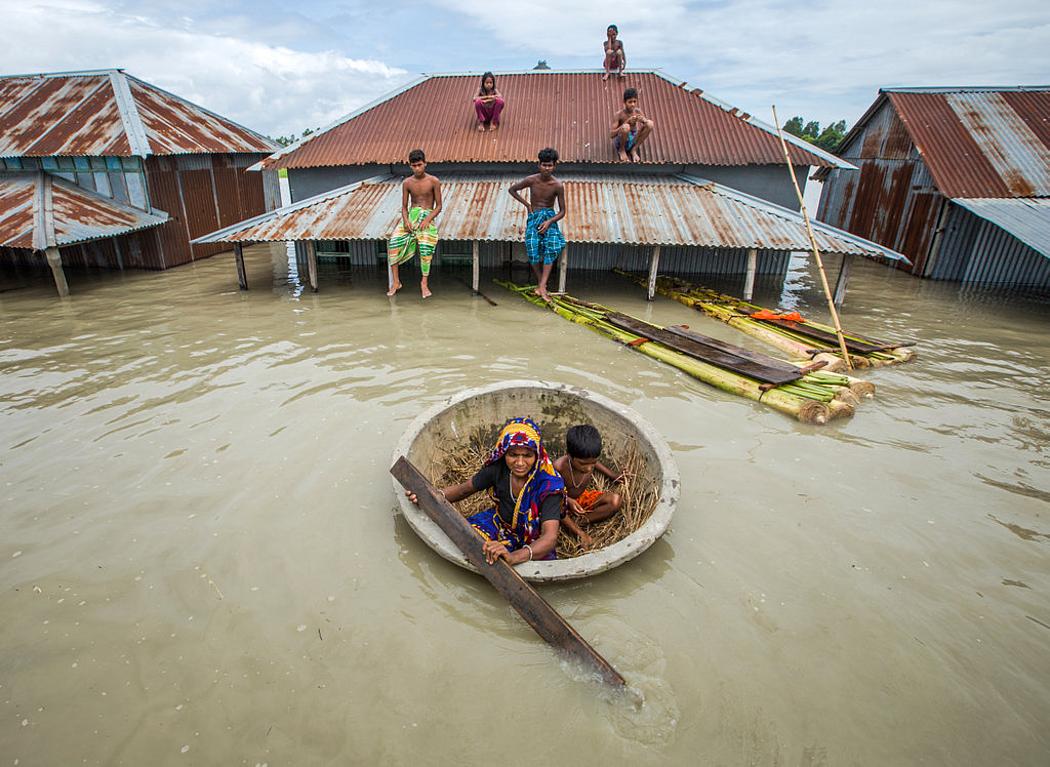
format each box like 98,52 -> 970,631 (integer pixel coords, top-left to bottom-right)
508,147 -> 567,303
602,25 -> 626,81
611,87 -> 655,163
553,424 -> 622,548
387,149 -> 442,298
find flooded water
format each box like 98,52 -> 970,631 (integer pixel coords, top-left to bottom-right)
1,246 -> 1048,765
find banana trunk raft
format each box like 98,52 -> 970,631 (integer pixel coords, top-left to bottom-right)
496,281 -> 874,425
614,270 -> 916,370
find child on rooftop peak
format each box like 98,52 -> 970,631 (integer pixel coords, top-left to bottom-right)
602,24 -> 626,81
387,149 -> 442,298
473,71 -> 505,132
553,425 -> 623,547
611,87 -> 654,163
508,147 -> 567,304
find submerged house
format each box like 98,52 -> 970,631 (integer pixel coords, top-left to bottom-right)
816,86 -> 1050,290
0,69 -> 278,295
197,70 -> 906,297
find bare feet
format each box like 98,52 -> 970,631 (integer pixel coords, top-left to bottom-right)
602,72 -> 609,81
476,123 -> 486,132
489,123 -> 499,132
630,149 -> 640,163
618,149 -> 629,162
386,281 -> 402,297
421,279 -> 432,298
579,532 -> 594,550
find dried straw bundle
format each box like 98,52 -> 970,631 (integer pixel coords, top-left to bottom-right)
431,431 -> 660,559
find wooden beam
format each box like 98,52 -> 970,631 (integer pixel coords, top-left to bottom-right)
557,245 -> 568,293
833,254 -> 852,307
390,457 -> 626,689
44,247 -> 69,298
647,245 -> 661,301
234,242 -> 248,290
743,248 -> 757,301
472,240 -> 480,293
306,240 -> 319,293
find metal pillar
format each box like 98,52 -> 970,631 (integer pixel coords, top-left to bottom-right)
44,247 -> 69,297
743,248 -> 757,300
647,245 -> 661,301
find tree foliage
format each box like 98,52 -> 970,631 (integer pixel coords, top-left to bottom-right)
783,116 -> 849,153
270,127 -> 320,147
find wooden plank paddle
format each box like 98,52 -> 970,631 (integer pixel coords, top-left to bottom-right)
604,312 -> 803,385
390,456 -> 627,688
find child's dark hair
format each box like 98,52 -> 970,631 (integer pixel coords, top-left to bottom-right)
408,148 -> 425,163
623,87 -> 638,102
480,71 -> 496,93
566,424 -> 602,459
607,24 -> 618,33
538,147 -> 559,164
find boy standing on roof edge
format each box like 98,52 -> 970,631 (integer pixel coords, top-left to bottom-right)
509,147 -> 567,303
387,148 -> 442,298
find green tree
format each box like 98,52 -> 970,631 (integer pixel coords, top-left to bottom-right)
270,128 -> 321,147
782,116 -> 850,153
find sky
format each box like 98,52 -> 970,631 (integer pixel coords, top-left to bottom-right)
4,0 -> 1049,139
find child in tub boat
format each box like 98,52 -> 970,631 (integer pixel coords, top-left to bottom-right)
553,424 -> 623,546
406,417 -> 564,564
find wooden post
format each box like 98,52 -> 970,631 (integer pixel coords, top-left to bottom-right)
390,457 -> 626,689
306,240 -> 319,292
557,245 -> 568,293
472,240 -> 480,293
743,248 -> 757,300
234,242 -> 248,290
833,254 -> 852,307
44,247 -> 69,297
647,245 -> 661,301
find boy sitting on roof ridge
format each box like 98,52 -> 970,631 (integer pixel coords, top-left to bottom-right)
553,425 -> 623,547
387,148 -> 442,298
508,147 -> 567,303
611,87 -> 654,163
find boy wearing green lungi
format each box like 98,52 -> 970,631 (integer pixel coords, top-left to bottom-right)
388,148 -> 442,298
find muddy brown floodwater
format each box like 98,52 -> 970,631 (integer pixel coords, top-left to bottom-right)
1,245 -> 1048,765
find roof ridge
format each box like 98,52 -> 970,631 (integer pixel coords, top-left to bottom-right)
882,85 -> 1050,93
0,68 -> 124,80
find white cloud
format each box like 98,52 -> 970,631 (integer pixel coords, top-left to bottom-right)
3,1 -> 411,136
432,0 -> 1050,125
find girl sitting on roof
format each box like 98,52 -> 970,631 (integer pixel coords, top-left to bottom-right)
473,72 -> 505,132
406,417 -> 564,564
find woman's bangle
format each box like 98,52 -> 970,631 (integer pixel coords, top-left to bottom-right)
523,544 -> 533,562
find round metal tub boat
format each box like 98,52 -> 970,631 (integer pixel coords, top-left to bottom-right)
392,380 -> 679,583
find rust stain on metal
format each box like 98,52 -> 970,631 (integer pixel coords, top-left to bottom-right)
0,172 -> 167,249
265,72 -> 834,170
888,88 -> 1050,198
197,174 -> 902,261
0,71 -> 274,158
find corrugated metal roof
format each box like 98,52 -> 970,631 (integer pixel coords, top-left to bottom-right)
0,171 -> 168,249
884,87 -> 1050,198
194,173 -> 906,261
259,70 -> 849,171
0,69 -> 276,158
952,197 -> 1050,259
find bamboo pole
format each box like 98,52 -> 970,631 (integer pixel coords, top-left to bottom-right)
44,247 -> 69,297
234,242 -> 248,290
743,248 -> 757,300
771,105 -> 853,370
647,246 -> 661,301
472,240 -> 480,293
305,240 -> 319,292
557,245 -> 568,293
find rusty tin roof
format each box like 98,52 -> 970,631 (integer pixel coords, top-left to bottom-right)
837,86 -> 1050,198
258,70 -> 851,171
0,171 -> 168,249
194,173 -> 906,261
0,69 -> 276,158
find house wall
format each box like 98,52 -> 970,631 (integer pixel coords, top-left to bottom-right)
816,100 -> 944,274
145,153 -> 276,269
287,162 -> 810,210
925,204 -> 1050,288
